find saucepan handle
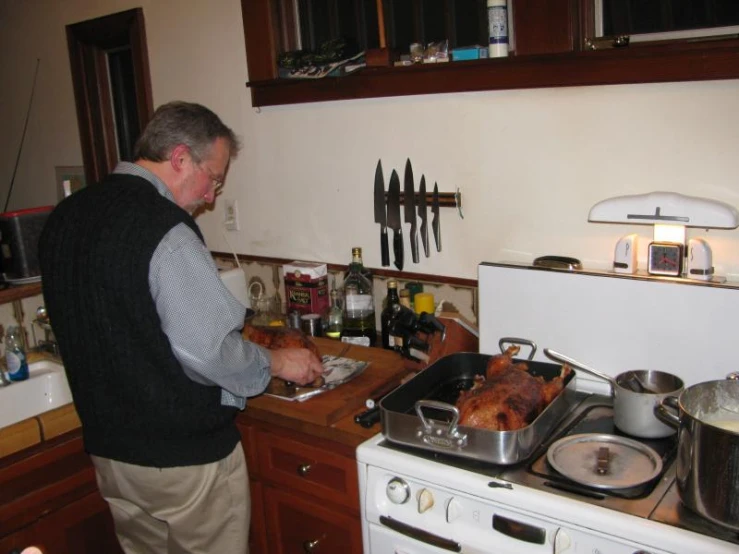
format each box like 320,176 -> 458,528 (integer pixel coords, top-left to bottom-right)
654,395 -> 681,428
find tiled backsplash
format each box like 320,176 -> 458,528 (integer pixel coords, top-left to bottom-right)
214,255 -> 478,327
0,255 -> 478,354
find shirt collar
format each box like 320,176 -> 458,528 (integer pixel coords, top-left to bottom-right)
113,161 -> 176,203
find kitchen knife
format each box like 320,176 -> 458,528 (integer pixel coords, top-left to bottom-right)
387,170 -> 404,271
432,182 -> 441,252
373,159 -> 390,267
403,158 -> 419,264
418,175 -> 429,257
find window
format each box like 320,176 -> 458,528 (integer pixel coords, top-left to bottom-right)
595,0 -> 739,44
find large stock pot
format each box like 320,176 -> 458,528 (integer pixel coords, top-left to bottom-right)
655,378 -> 739,531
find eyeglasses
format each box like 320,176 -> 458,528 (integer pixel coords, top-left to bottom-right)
197,162 -> 224,192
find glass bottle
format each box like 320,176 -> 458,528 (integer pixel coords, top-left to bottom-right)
381,280 -> 401,350
5,326 -> 29,381
340,247 -> 376,347
323,288 -> 343,339
344,246 -> 372,283
399,289 -> 412,309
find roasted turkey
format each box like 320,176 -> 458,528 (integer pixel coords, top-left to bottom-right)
455,345 -> 571,431
242,324 -> 324,387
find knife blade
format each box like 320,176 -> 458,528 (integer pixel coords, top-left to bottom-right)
418,175 -> 429,257
373,160 -> 390,267
432,182 -> 441,252
386,170 -> 404,271
403,158 -> 419,264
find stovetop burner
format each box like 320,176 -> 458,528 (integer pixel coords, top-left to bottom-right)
527,403 -> 677,500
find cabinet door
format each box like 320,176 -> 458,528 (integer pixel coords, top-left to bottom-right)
256,429 -> 359,511
264,486 -> 363,554
30,492 -> 122,554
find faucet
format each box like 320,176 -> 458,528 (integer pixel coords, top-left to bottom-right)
32,306 -> 61,359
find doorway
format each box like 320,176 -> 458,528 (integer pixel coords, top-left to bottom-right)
66,8 -> 154,186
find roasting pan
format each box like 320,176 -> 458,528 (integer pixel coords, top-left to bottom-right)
380,350 -> 577,464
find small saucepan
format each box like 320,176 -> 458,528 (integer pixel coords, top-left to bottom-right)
544,349 -> 684,439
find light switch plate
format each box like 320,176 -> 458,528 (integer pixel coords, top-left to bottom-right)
224,199 -> 239,231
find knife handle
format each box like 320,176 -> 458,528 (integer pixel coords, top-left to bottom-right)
380,227 -> 390,267
410,224 -> 419,264
420,220 -> 430,257
393,229 -> 404,271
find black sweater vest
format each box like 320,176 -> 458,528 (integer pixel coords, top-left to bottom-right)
39,174 -> 240,467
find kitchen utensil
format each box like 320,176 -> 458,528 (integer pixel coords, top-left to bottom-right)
417,175 -> 429,257
387,170 -> 403,271
432,182 -> 441,252
373,159 -> 390,267
655,379 -> 739,531
380,348 -> 577,464
547,433 -> 663,490
613,234 -> 638,274
403,158 -> 419,264
686,237 -> 714,281
544,348 -> 683,438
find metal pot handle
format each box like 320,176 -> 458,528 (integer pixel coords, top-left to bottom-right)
499,337 -> 537,360
414,400 -> 468,447
654,395 -> 681,428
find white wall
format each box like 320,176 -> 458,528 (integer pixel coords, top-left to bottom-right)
2,0 -> 739,282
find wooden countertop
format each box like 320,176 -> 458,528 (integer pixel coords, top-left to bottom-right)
1,341 -> 412,461
239,338 -> 413,449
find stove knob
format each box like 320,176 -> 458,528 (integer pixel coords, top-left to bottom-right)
416,488 -> 435,514
553,528 -> 571,553
386,478 -> 411,504
445,497 -> 463,523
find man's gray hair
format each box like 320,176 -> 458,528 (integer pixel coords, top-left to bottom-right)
134,101 -> 241,163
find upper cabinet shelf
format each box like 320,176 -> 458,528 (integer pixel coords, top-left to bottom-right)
242,0 -> 739,108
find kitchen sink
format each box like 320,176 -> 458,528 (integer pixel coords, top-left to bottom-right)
0,360 -> 72,428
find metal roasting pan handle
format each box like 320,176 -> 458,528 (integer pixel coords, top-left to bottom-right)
543,348 -> 617,389
415,399 -> 461,431
499,337 -> 537,360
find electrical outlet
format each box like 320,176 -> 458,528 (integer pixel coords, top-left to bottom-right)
224,199 -> 240,231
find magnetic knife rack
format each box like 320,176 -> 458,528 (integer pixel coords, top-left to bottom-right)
383,189 -> 463,218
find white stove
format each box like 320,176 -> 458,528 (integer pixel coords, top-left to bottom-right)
356,262 -> 739,553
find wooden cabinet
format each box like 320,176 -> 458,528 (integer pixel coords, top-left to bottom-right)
0,435 -> 121,554
241,422 -> 363,554
242,0 -> 739,107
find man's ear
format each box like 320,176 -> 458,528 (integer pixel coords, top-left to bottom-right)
170,144 -> 191,172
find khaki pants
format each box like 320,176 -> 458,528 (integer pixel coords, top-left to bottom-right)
91,444 -> 249,554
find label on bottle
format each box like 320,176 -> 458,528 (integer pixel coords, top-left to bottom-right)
487,2 -> 509,58
345,293 -> 373,312
341,335 -> 371,347
6,349 -> 29,381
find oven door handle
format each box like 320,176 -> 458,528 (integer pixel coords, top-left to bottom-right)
379,515 -> 462,552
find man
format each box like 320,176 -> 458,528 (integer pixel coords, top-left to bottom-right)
38,101 -> 324,554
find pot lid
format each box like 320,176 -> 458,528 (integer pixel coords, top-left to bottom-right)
547,433 -> 663,490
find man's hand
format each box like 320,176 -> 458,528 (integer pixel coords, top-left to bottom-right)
269,348 -> 324,385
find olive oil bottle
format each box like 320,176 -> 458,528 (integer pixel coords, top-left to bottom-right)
340,247 -> 376,347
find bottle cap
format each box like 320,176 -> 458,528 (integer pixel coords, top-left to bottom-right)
387,280 -> 398,289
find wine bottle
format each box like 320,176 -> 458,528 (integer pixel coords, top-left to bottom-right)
340,247 -> 376,347
381,280 -> 400,349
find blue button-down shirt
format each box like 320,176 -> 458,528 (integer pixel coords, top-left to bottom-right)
114,162 -> 271,409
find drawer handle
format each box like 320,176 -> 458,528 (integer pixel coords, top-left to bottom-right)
303,536 -> 324,552
297,463 -> 313,477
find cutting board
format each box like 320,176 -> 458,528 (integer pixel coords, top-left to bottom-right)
247,338 -> 409,426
